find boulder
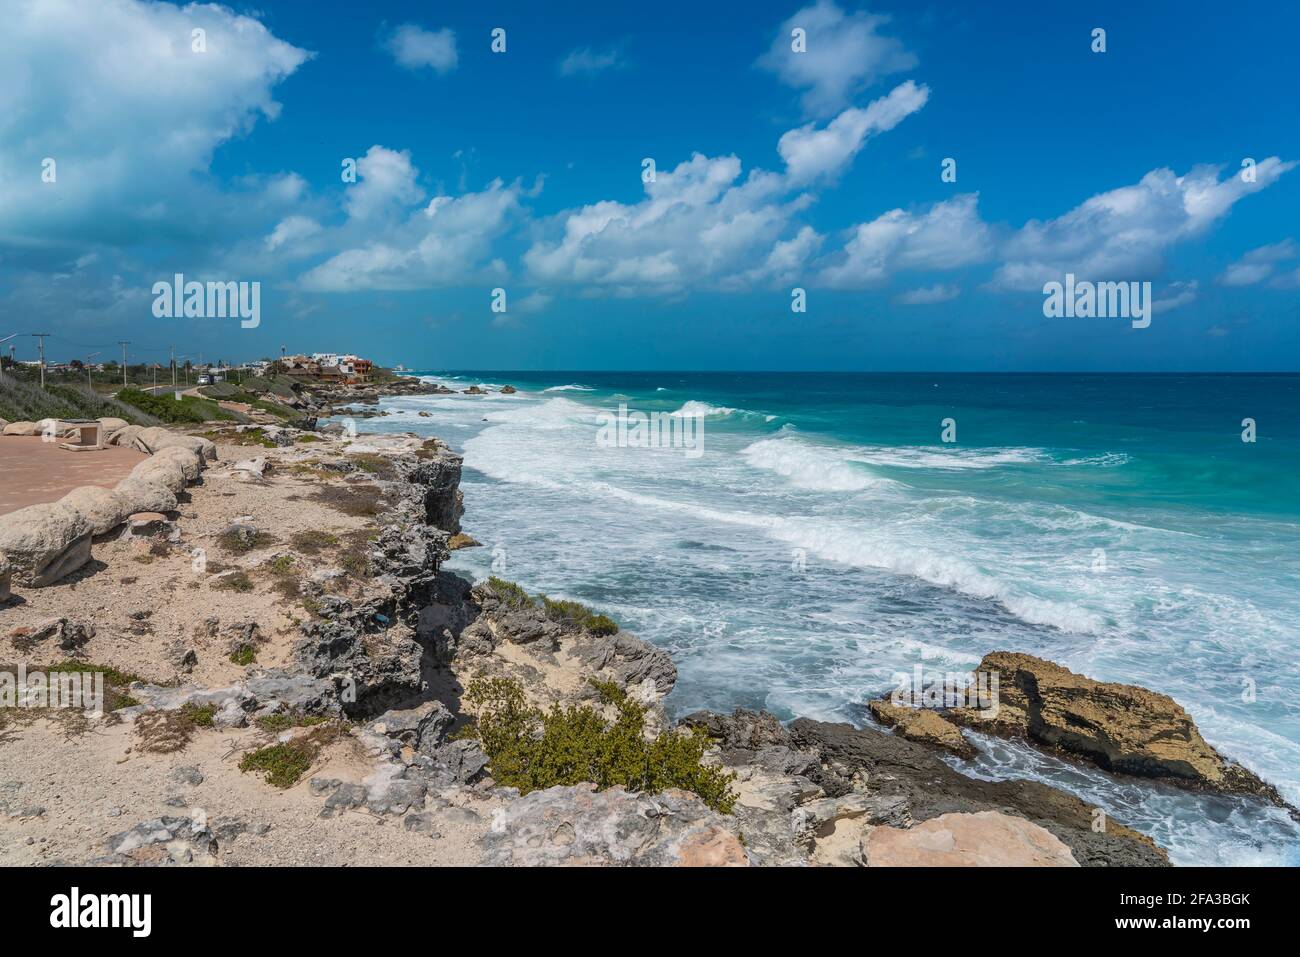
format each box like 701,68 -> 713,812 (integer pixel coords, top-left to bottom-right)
151,445 -> 203,481
58,485 -> 132,536
106,425 -> 145,447
114,478 -> 178,515
128,455 -> 187,494
0,552 -> 11,603
479,784 -> 749,867
146,431 -> 216,462
863,811 -> 1079,867
97,417 -> 129,432
0,501 -> 93,586
948,652 -> 1287,804
868,698 -> 976,759
2,421 -> 39,436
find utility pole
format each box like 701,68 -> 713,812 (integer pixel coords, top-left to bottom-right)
86,352 -> 100,389
118,341 -> 130,388
0,334 -> 17,383
171,345 -> 176,387
32,333 -> 50,389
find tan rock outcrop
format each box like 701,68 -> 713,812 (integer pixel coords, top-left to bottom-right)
96,417 -> 129,431
864,811 -> 1079,867
869,698 -> 976,758
2,421 -> 39,436
59,486 -> 131,536
0,501 -> 93,586
151,445 -> 203,481
949,651 -> 1286,805
128,455 -> 188,494
114,478 -> 179,515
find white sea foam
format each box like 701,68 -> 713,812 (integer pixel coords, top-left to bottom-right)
740,437 -> 893,492
543,383 -> 594,392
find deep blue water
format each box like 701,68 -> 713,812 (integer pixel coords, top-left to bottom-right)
340,372 -> 1300,865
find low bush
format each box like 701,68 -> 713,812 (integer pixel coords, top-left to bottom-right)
460,676 -> 736,813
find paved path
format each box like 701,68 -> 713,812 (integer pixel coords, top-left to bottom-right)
0,436 -> 146,515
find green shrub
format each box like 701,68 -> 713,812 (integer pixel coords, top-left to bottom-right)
239,723 -> 342,788
115,387 -> 240,424
486,579 -> 619,635
0,378 -> 160,426
461,676 -> 736,813
487,577 -> 534,609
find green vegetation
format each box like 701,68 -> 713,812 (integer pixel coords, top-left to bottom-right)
115,387 -> 240,424
239,723 -> 343,788
197,384 -> 299,420
486,578 -> 619,636
216,527 -> 278,553
290,530 -> 339,555
0,377 -> 159,426
134,701 -> 217,753
254,712 -> 330,733
460,676 -> 736,813
213,570 -> 254,593
229,644 -> 257,666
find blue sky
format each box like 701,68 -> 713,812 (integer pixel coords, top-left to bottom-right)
1,0 -> 1297,370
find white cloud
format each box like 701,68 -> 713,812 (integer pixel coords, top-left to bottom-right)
558,47 -> 625,77
345,146 -> 425,220
894,283 -> 960,305
385,24 -> 458,73
515,291 -> 553,313
1153,280 -> 1198,313
0,0 -> 310,246
991,159 -> 1297,290
778,81 -> 929,184
818,194 -> 993,287
1218,239 -> 1297,286
298,178 -> 522,292
265,215 -> 322,252
758,0 -> 916,117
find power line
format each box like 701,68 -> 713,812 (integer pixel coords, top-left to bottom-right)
32,333 -> 50,389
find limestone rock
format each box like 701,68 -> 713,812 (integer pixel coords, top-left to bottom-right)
128,455 -> 188,494
114,478 -> 178,515
2,421 -> 39,436
97,417 -> 129,432
869,698 -> 976,759
59,485 -> 131,536
0,552 -> 11,603
480,784 -> 749,867
949,651 -> 1286,804
0,501 -> 93,586
863,811 -> 1079,867
151,445 -> 203,481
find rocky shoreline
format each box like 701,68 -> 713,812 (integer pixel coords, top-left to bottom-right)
0,421 -> 1289,866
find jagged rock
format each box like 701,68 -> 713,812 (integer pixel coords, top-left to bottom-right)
366,700 -> 454,756
868,698 -> 976,759
0,553 -> 11,603
789,717 -> 1169,867
170,767 -> 204,787
114,478 -> 178,515
408,448 -> 464,532
499,385 -> 517,394
863,811 -> 1080,867
0,501 -> 93,586
683,708 -> 791,751
222,523 -> 260,550
948,652 -> 1287,805
104,815 -> 219,866
127,670 -> 341,721
572,630 -> 677,698
408,739 -> 490,788
322,783 -> 367,815
26,617 -> 96,651
292,616 -> 425,715
791,792 -> 910,849
480,784 -> 749,867
58,485 -> 131,536
166,641 -> 198,673
363,764 -> 427,815
447,532 -> 480,550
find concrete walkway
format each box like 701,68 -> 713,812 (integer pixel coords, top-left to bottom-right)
0,436 -> 146,515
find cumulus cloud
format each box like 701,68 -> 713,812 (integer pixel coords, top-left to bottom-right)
265,215 -> 322,252
818,194 -> 993,287
298,178 -> 523,292
385,24 -> 458,73
558,47 -> 626,76
0,0 -> 310,247
894,283 -> 960,305
990,159 -> 1297,290
1153,280 -> 1199,313
1218,239 -> 1297,286
758,0 -> 916,117
345,146 -> 425,220
778,81 -> 929,184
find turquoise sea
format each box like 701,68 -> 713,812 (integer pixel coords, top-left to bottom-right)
344,372 -> 1300,865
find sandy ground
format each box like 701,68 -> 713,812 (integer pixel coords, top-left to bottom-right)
0,716 -> 494,866
0,431 -> 501,865
0,437 -> 146,515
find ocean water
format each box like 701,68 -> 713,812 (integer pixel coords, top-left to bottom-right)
340,372 -> 1300,866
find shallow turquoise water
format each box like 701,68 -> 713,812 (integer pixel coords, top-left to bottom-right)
342,372 -> 1300,865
